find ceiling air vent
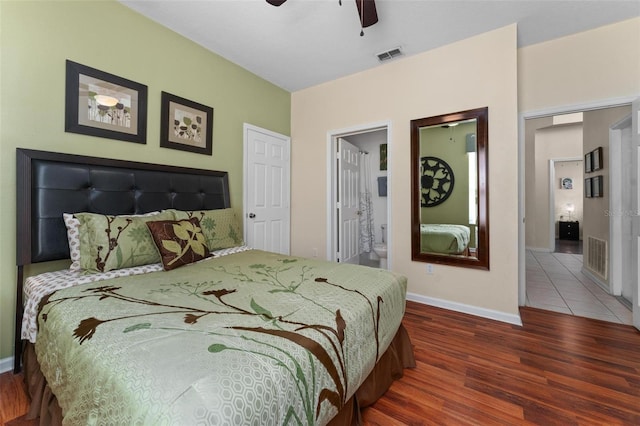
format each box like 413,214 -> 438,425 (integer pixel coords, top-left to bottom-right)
376,47 -> 403,62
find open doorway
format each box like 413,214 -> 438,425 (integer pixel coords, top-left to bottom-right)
521,103 -> 633,324
326,123 -> 391,269
551,158 -> 583,254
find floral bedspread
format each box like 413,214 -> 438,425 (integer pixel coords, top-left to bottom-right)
35,250 -> 408,425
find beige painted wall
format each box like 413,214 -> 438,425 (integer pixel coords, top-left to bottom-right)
0,1 -> 290,360
291,25 -> 520,316
518,17 -> 640,113
524,116 -> 554,246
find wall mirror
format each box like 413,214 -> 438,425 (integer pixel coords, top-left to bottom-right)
410,107 -> 489,270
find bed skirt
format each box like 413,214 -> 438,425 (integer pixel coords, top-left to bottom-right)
23,324 -> 415,426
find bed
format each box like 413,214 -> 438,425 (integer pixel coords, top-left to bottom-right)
14,148 -> 415,425
419,223 -> 470,255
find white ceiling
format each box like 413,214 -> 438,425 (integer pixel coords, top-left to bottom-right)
120,0 -> 640,92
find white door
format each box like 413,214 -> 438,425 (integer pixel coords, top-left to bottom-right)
632,98 -> 640,330
337,138 -> 360,264
243,124 -> 290,255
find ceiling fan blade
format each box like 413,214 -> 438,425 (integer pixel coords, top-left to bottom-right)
266,0 -> 287,6
355,0 -> 378,28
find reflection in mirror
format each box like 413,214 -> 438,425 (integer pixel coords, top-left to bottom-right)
411,107 -> 489,270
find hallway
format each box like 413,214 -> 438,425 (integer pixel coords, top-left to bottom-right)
525,249 -> 632,324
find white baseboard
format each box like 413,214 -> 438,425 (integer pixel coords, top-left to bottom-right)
406,292 -> 523,326
581,267 -> 610,294
0,356 -> 14,374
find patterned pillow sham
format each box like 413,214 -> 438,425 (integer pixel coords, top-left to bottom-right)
170,208 -> 243,250
147,218 -> 211,271
74,210 -> 176,273
63,211 -> 165,272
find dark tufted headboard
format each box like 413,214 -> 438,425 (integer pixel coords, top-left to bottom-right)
14,148 -> 231,371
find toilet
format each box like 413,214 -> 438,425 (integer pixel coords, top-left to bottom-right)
373,224 -> 388,269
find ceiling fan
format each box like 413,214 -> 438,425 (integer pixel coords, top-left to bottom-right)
266,0 -> 378,36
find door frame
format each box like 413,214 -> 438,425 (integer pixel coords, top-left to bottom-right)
326,121 -> 392,267
518,95 -> 637,306
609,114 -> 632,297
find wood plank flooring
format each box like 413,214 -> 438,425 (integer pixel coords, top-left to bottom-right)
2,301 -> 639,425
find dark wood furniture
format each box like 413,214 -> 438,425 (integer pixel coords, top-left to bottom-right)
558,220 -> 579,241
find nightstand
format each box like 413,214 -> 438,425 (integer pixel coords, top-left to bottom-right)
559,221 -> 579,241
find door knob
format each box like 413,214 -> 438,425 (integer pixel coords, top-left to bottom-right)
249,213 -> 256,218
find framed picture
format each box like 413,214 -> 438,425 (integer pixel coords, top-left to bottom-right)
592,175 -> 603,197
560,177 -> 573,190
65,60 -> 147,144
380,143 -> 388,170
592,147 -> 603,171
584,152 -> 592,173
160,91 -> 213,155
585,178 -> 592,198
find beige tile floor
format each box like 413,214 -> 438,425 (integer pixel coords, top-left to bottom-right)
526,249 -> 632,324
363,247 -> 632,325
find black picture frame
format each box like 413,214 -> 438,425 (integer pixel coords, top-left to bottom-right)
585,178 -> 592,198
592,175 -> 603,197
584,152 -> 592,173
65,60 -> 147,144
592,147 -> 603,171
160,91 -> 213,155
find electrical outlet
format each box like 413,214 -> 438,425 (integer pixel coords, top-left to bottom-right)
427,264 -> 434,274
312,248 -> 318,258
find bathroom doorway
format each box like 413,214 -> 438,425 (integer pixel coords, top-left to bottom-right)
326,123 -> 391,269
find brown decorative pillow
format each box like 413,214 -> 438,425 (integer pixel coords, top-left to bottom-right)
147,218 -> 211,271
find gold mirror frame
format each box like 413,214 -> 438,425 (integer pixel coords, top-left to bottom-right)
410,107 -> 489,270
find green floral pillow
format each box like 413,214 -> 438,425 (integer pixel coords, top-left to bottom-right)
170,208 -> 243,250
75,210 -> 176,273
147,218 -> 211,271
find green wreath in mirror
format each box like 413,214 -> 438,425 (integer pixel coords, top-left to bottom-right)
420,156 -> 455,207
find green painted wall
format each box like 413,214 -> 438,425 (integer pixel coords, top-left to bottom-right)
0,1 -> 290,361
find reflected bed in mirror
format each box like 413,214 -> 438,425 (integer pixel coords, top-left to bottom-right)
411,107 -> 489,270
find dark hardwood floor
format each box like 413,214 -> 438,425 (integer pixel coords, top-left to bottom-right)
363,301 -> 640,425
555,238 -> 583,254
2,301 -> 639,425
